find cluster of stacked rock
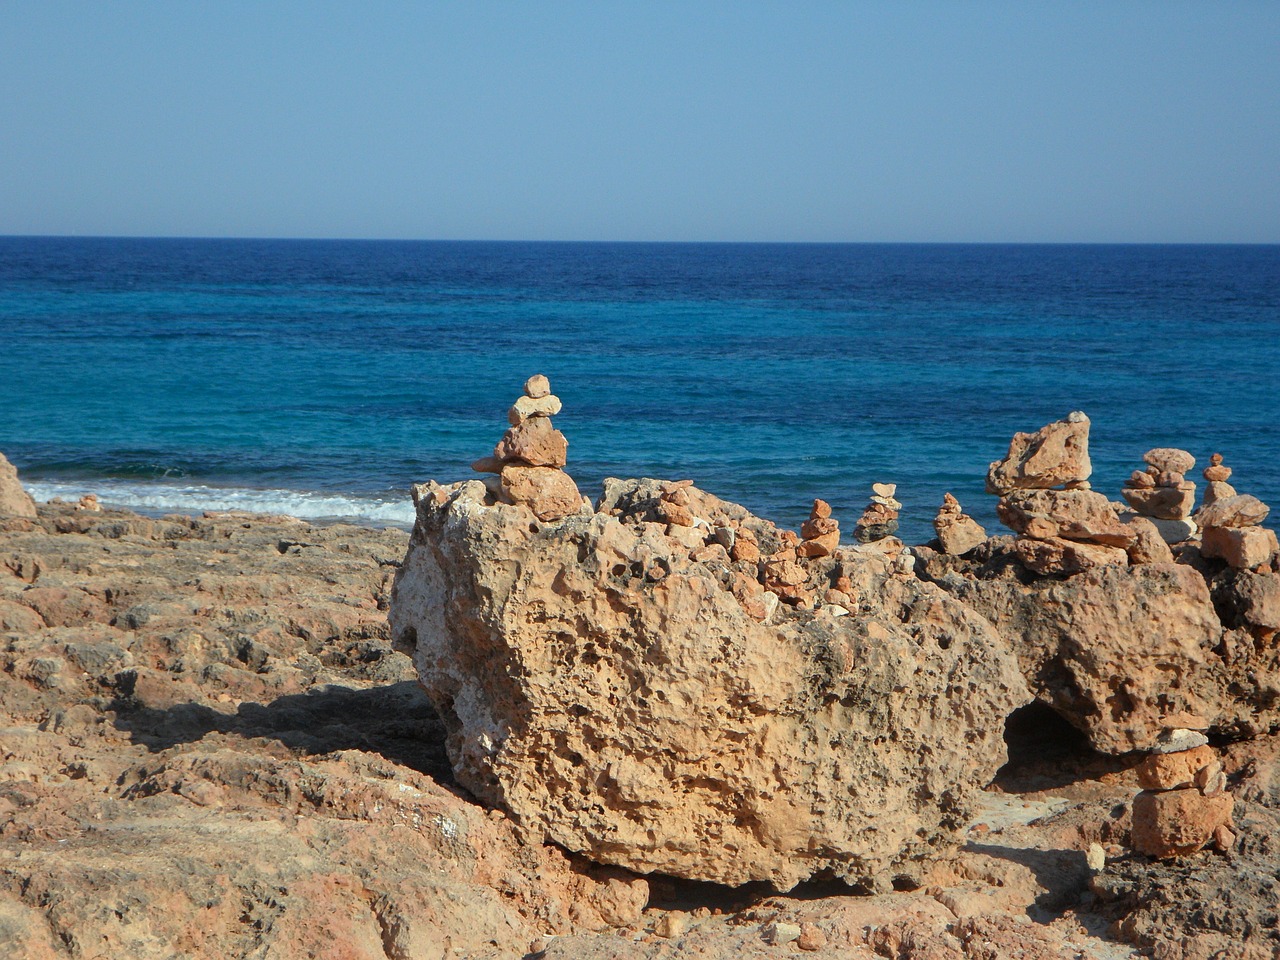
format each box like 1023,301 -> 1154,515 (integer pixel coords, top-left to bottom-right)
987,412 -> 1157,575
472,375 -> 583,522
932,492 -> 986,556
1131,731 -> 1234,859
1120,448 -> 1198,544
853,483 -> 899,543
798,498 -> 840,557
1196,454 -> 1278,571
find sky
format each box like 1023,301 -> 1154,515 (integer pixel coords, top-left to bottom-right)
1,2 -> 1277,243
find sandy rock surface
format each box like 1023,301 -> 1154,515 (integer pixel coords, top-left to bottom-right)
0,453 -> 37,519
391,477 -> 1031,891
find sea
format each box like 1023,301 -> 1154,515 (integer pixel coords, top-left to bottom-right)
2,237 -> 1277,545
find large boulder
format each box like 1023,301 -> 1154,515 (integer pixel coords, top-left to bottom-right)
985,412 -> 1091,495
390,478 -> 1029,891
0,452 -> 36,519
919,542 -> 1280,753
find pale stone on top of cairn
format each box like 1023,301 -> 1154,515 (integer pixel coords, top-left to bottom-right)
854,483 -> 900,544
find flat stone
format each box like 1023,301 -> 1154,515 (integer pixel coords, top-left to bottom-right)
996,489 -> 1135,547
1012,536 -> 1129,577
1143,516 -> 1198,544
1149,728 -> 1209,755
507,394 -> 562,425
1135,744 -> 1216,790
1144,448 -> 1196,475
1122,483 -> 1196,520
1198,494 -> 1269,529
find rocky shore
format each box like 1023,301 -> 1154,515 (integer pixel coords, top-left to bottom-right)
3,399 -> 1280,959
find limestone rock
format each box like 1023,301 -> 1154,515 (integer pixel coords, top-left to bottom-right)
1203,479 -> 1238,506
390,478 -> 1029,890
1135,744 -> 1216,791
494,416 -> 569,468
1124,517 -> 1174,565
498,465 -> 583,521
1012,536 -> 1128,577
524,373 -> 551,399
1142,515 -> 1198,544
1131,788 -> 1233,859
0,452 -> 37,519
985,412 -> 1091,495
996,489 -> 1134,547
1198,494 -> 1270,529
933,493 -> 987,556
1203,453 -> 1232,483
1143,448 -> 1195,475
508,394 -> 563,425
1201,525 -> 1279,570
1121,483 -> 1196,521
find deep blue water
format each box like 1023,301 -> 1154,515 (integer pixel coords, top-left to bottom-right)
2,237 -> 1277,542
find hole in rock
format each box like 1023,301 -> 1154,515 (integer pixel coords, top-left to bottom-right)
995,701 -> 1126,791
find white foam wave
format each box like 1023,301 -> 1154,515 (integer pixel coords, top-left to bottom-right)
24,480 -> 416,527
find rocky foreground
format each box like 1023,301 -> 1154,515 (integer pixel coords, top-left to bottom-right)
4,399 -> 1280,959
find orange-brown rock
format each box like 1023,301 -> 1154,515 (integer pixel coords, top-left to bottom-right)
1121,482 -> 1196,520
996,489 -> 1135,547
493,415 -> 569,468
498,464 -> 583,521
810,498 -> 832,519
1203,479 -> 1238,505
1203,453 -> 1232,483
0,451 -> 37,519
1135,744 -> 1217,791
524,373 -> 551,399
795,531 -> 839,558
1123,517 -> 1174,565
1130,788 -> 1234,859
1201,525 -> 1279,570
985,412 -> 1091,494
390,477 -> 1029,890
933,493 -> 986,556
1198,493 -> 1270,529
1144,447 -> 1196,475
1012,536 -> 1128,576
800,516 -> 838,539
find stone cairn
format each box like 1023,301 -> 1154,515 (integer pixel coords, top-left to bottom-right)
932,493 -> 986,556
1120,448 -> 1198,544
987,412 -> 1146,576
471,375 -> 583,522
1195,454 -> 1277,571
797,498 -> 840,558
1130,730 -> 1234,859
853,483 -> 900,544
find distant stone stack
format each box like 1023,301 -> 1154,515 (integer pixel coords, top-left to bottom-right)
797,499 -> 840,558
1194,456 -> 1277,570
1131,731 -> 1234,859
932,493 -> 986,556
1120,448 -> 1198,543
987,412 -> 1138,575
853,483 -> 900,544
472,375 -> 583,521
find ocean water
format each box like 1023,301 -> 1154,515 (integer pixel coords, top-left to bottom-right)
2,237 -> 1278,544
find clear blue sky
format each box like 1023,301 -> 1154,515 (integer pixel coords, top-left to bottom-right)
2,2 -> 1277,242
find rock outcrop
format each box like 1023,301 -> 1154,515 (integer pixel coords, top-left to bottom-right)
932,493 -> 986,556
0,452 -> 37,519
390,476 -> 1029,890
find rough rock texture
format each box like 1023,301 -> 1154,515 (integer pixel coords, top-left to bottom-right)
996,489 -> 1135,548
1011,536 -> 1128,577
916,542 -> 1280,753
1130,788 -> 1234,859
0,452 -> 36,519
0,504 -> 649,960
1197,494 -> 1270,529
985,412 -> 1091,495
390,477 -> 1030,890
933,493 -> 986,557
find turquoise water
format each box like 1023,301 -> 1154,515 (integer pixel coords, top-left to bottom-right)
2,237 -> 1277,542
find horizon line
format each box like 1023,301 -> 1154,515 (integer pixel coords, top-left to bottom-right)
3,233 -> 1279,247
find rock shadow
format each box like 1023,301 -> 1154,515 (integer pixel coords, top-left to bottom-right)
110,680 -> 454,784
965,841 -> 1091,920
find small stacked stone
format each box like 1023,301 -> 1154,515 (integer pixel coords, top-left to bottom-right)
760,529 -> 812,607
1194,454 -> 1277,570
932,493 -> 986,556
796,499 -> 840,558
1120,448 -> 1198,544
472,375 -> 582,522
987,412 -> 1136,575
1130,730 -> 1234,859
853,483 -> 899,544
